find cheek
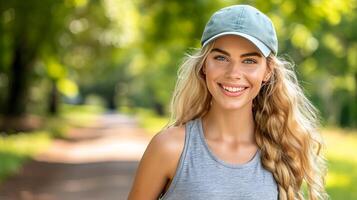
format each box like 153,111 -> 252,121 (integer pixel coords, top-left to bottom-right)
204,62 -> 221,81
246,71 -> 266,95
205,71 -> 216,90
204,67 -> 221,94
247,69 -> 265,83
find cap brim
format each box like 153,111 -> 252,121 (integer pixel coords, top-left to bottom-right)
202,32 -> 271,57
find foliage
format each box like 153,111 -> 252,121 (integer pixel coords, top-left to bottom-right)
123,0 -> 357,126
0,0 -> 356,126
0,131 -> 51,183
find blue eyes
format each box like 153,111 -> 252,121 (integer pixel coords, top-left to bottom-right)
243,59 -> 257,64
213,55 -> 257,64
214,55 -> 228,62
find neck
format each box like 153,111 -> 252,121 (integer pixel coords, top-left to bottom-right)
202,101 -> 256,143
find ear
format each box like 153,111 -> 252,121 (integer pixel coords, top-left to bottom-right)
202,66 -> 206,74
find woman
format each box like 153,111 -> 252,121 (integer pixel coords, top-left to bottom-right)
128,5 -> 328,200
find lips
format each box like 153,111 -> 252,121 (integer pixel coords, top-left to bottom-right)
218,83 -> 248,97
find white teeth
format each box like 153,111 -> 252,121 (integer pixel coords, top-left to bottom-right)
222,85 -> 245,92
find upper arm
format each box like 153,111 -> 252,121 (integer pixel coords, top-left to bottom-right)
127,126 -> 185,200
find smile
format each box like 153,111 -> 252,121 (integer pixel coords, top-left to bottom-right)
218,83 -> 248,97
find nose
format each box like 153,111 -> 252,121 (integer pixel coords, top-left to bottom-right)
225,61 -> 243,79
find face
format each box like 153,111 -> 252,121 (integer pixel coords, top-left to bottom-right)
203,35 -> 271,111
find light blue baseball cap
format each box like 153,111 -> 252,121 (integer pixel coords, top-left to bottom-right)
201,5 -> 278,57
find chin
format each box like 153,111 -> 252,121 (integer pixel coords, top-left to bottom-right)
218,101 -> 251,111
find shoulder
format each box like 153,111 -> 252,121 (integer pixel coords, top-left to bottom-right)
128,125 -> 186,199
152,125 -> 186,151
147,125 -> 186,177
148,125 -> 186,161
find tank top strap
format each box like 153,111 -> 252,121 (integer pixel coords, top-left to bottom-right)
158,118 -> 196,199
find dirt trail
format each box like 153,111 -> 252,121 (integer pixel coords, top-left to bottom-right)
0,113 -> 152,200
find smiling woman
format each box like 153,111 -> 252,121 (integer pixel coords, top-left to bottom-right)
128,5 -> 328,200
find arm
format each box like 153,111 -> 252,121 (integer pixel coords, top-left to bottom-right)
128,126 -> 185,200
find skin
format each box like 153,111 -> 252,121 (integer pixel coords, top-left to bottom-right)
128,35 -> 271,200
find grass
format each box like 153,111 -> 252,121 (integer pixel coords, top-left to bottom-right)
132,108 -> 357,199
0,104 -> 104,184
59,104 -> 105,127
119,106 -> 169,136
323,127 -> 357,199
0,131 -> 52,182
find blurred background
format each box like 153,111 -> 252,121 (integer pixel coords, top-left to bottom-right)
0,0 -> 356,199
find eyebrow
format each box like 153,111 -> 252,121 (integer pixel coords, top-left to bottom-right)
211,48 -> 262,58
211,48 -> 230,56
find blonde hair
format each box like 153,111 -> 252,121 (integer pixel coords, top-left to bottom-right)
166,42 -> 328,200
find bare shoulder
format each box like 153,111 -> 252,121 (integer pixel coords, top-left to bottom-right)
150,125 -> 186,174
127,125 -> 186,200
153,125 -> 186,154
140,124 -> 186,173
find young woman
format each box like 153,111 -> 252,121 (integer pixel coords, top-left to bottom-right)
128,5 -> 328,200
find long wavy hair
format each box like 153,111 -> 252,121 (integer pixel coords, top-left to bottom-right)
165,42 -> 328,200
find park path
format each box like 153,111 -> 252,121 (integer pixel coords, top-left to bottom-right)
0,113 -> 153,200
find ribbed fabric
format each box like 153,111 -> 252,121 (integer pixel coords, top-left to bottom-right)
159,118 -> 278,200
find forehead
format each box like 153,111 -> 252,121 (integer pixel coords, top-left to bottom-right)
212,35 -> 260,54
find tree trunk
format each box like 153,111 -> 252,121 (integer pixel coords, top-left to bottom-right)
48,80 -> 59,115
0,36 -> 38,132
5,38 -> 32,117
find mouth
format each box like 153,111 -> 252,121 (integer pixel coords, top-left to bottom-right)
218,83 -> 248,97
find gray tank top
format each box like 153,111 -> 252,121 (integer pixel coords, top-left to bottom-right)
159,118 -> 278,200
